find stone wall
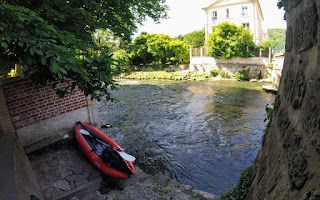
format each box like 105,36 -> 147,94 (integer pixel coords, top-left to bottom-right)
246,0 -> 320,199
190,56 -> 271,79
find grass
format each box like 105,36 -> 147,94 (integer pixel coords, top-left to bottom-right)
118,71 -> 185,80
117,71 -> 238,81
231,84 -> 263,91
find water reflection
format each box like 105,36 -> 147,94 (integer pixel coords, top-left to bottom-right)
98,80 -> 275,196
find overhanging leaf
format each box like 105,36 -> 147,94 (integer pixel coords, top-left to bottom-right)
1,42 -> 8,49
52,62 -> 59,74
60,68 -> 67,74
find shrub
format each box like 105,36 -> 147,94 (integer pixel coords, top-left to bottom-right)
208,22 -> 255,59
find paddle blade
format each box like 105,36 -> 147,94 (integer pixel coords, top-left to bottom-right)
79,129 -> 90,135
118,151 -> 136,162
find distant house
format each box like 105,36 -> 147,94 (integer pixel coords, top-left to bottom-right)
202,0 -> 267,44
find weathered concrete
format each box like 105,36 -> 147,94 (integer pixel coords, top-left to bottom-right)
272,54 -> 284,89
17,106 -> 99,153
0,85 -> 15,135
0,134 -> 43,200
246,0 -> 320,199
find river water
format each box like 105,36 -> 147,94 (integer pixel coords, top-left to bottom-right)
98,79 -> 275,196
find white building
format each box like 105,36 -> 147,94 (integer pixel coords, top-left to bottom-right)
202,0 -> 267,44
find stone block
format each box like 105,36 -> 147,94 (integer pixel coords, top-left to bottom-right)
282,0 -> 303,11
292,1 -> 318,53
286,27 -> 293,52
53,180 -> 71,191
301,76 -> 320,153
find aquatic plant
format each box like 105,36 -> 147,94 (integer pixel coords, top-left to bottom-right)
218,166 -> 253,200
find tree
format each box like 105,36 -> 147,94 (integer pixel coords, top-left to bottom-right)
130,32 -> 155,65
177,29 -> 205,48
130,33 -> 190,65
168,39 -> 190,64
111,49 -> 130,72
146,34 -> 173,64
7,0 -> 168,43
93,30 -> 120,55
207,22 -> 255,59
0,1 -> 168,100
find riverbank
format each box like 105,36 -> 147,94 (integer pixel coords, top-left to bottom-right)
116,70 -> 273,82
28,139 -> 217,200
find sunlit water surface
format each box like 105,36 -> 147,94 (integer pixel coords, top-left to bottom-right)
98,80 -> 275,196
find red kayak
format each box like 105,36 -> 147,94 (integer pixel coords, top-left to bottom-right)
75,122 -> 135,179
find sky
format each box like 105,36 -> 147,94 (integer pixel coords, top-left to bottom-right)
134,0 -> 286,38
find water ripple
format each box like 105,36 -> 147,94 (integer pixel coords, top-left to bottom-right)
98,80 -> 275,196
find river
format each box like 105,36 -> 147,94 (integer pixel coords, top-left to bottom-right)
98,79 -> 275,196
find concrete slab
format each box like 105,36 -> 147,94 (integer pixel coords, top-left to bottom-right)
262,85 -> 278,95
0,134 -> 43,200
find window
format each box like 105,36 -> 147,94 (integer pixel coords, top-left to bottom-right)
242,6 -> 248,16
212,27 -> 216,32
226,8 -> 229,18
212,11 -> 217,20
243,23 -> 249,29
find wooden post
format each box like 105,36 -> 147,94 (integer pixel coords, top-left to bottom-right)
190,48 -> 193,64
259,50 -> 262,58
269,47 -> 272,63
200,47 -> 203,65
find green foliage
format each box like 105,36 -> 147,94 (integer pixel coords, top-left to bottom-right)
211,68 -> 219,77
0,3 -> 117,100
168,39 -> 190,64
118,71 -> 186,80
147,34 -> 173,64
267,29 -> 286,47
177,29 -> 205,48
130,33 -> 190,65
256,40 -> 272,50
219,166 -> 253,200
8,0 -> 169,43
111,49 -> 130,72
1,1 -> 168,100
264,103 -> 274,134
277,0 -> 283,9
130,32 -> 155,65
111,50 -> 130,65
175,35 -> 184,42
233,69 -> 250,81
210,68 -> 231,79
234,72 -> 244,81
93,29 -> 119,54
208,22 -> 254,59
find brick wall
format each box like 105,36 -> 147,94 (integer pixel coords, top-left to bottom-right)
3,79 -> 88,130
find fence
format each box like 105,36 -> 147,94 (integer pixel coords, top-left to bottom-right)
274,39 -> 286,55
191,46 -> 270,58
191,46 -> 210,57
